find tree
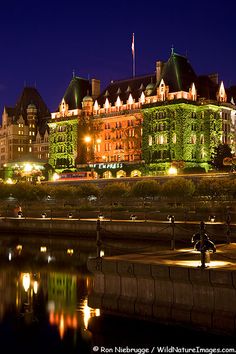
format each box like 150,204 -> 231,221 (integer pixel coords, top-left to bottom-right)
161,177 -> 195,201
79,183 -> 100,198
131,180 -> 160,201
195,178 -> 231,200
102,182 -> 130,204
212,144 -> 232,170
49,185 -> 78,201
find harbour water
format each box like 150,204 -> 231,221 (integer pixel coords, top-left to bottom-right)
0,234 -> 234,353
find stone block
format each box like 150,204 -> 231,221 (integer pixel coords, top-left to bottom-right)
137,277 -> 155,302
213,311 -> 235,334
93,273 -> 105,293
135,301 -> 153,317
134,263 -> 151,277
102,259 -> 117,274
170,267 -> 189,282
231,271 -> 236,289
117,261 -> 135,276
121,276 -> 137,298
105,274 -> 121,296
154,279 -> 173,304
189,268 -> 210,284
153,304 -> 172,321
102,295 -> 119,311
118,296 -> 135,315
192,284 -> 214,311
171,306 -> 191,323
210,270 -> 233,287
173,282 -> 193,308
191,310 -> 212,329
214,287 -> 236,312
151,264 -> 170,279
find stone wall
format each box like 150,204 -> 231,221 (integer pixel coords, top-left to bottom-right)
87,257 -> 236,335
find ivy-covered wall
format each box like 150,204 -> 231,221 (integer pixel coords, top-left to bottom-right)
142,102 -> 223,171
48,118 -> 78,170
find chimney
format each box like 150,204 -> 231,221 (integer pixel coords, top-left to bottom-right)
91,79 -> 100,99
208,73 -> 219,85
156,61 -> 165,83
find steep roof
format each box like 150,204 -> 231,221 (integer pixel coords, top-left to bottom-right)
4,106 -> 15,116
158,52 -> 197,92
97,74 -> 156,106
4,87 -> 50,135
196,75 -> 219,100
60,76 -> 91,110
14,87 -> 50,121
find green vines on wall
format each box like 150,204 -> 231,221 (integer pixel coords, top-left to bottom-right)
142,102 -> 223,171
48,119 -> 78,169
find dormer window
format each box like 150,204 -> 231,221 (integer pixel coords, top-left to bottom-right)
217,81 -> 227,102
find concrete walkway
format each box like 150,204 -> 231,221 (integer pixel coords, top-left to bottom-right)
102,243 -> 236,270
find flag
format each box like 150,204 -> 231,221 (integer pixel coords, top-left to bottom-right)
132,33 -> 135,57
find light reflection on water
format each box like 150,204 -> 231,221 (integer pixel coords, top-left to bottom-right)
0,266 -> 100,353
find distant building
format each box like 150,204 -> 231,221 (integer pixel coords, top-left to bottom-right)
0,87 -> 50,171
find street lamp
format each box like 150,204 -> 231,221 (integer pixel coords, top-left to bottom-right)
84,136 -> 92,143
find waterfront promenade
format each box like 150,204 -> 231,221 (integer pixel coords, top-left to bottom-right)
87,243 -> 236,336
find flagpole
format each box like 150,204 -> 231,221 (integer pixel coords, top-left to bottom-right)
133,50 -> 135,78
132,33 -> 135,78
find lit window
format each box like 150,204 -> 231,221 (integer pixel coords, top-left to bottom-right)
148,135 -> 152,146
29,147 -> 32,152
17,147 -> 20,152
29,131 -> 31,136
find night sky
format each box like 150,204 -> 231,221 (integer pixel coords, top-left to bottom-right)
0,0 -> 236,115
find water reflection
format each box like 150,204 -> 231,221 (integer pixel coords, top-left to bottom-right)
0,265 -> 100,353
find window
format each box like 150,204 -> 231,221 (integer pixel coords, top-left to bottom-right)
29,147 -> 32,152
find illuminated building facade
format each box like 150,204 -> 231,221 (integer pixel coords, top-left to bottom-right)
48,76 -> 100,170
92,51 -> 236,175
49,51 -> 236,177
0,87 -> 50,171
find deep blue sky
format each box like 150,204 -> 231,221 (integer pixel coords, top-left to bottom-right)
0,0 -> 236,114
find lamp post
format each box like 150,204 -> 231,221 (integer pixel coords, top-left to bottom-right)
170,215 -> 175,250
167,215 -> 175,250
